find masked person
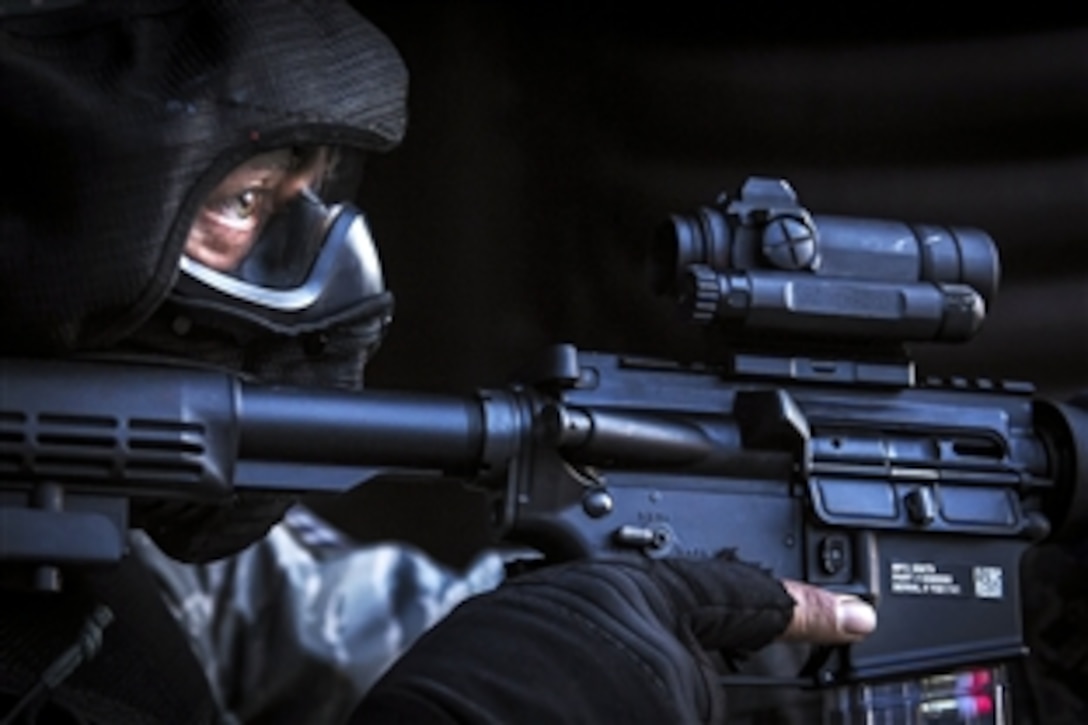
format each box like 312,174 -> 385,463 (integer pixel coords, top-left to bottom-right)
125,142 -> 508,722
0,1 -> 876,723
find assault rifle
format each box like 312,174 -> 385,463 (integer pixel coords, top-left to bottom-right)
2,177 -> 1087,693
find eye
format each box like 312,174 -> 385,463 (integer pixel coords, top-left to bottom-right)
219,188 -> 267,222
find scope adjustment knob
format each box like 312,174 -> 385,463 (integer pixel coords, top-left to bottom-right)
762,214 -> 818,270
681,263 -> 721,324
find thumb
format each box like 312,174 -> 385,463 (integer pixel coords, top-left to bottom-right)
779,579 -> 877,644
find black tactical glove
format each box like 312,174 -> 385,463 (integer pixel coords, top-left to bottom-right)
350,553 -> 796,724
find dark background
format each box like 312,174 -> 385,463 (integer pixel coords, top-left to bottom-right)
312,5 -> 1088,566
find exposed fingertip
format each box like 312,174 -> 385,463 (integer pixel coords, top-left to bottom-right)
836,595 -> 877,638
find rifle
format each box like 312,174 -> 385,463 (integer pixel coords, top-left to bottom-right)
2,177 -> 1086,701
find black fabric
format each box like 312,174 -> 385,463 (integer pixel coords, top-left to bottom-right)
351,554 -> 795,724
1019,541 -> 1088,724
0,0 -> 407,354
0,555 -> 216,724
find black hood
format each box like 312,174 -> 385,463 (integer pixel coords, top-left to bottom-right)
0,0 -> 407,353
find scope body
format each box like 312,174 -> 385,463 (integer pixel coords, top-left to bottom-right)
652,177 -> 999,344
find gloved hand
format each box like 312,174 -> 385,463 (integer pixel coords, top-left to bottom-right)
350,553 -> 876,724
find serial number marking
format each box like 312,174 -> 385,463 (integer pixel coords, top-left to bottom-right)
888,561 -> 1004,600
890,561 -> 957,597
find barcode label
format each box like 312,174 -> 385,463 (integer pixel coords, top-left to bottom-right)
973,566 -> 1004,599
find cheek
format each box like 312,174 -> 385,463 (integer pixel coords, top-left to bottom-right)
185,213 -> 261,271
